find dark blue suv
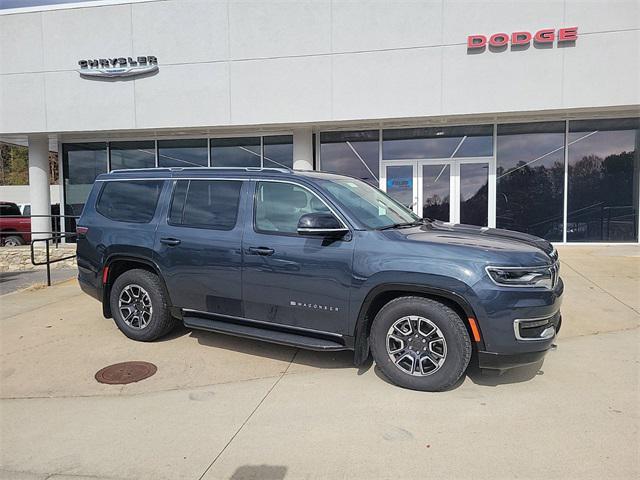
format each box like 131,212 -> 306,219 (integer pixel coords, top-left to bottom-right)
77,167 -> 563,391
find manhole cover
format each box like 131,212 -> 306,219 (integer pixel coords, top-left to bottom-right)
95,361 -> 157,385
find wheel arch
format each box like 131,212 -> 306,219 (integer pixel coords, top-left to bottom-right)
353,283 -> 485,365
102,255 -> 175,319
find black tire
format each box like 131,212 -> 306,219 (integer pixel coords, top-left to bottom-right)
109,269 -> 175,342
3,235 -> 25,246
370,296 -> 471,391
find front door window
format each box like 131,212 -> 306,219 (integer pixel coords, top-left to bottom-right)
254,181 -> 331,234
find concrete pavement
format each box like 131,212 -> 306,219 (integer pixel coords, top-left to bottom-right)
0,246 -> 638,479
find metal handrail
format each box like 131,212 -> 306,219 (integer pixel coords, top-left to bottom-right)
30,233 -> 77,286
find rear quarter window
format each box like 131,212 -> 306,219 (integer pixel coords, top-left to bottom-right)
96,180 -> 164,223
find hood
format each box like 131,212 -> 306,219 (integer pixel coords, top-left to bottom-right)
430,222 -> 555,256
384,221 -> 557,265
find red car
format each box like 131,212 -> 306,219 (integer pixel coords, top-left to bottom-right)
0,201 -> 31,246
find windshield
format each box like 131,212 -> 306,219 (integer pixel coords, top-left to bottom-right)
317,177 -> 420,229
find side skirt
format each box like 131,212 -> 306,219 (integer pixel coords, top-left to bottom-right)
182,310 -> 352,352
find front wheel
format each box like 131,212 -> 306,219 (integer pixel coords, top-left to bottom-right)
109,269 -> 176,342
370,296 -> 471,391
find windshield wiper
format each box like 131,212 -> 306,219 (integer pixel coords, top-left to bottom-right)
377,219 -> 426,231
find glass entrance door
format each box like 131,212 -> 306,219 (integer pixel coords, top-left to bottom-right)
420,163 -> 452,222
458,161 -> 489,226
382,159 -> 492,226
381,163 -> 417,212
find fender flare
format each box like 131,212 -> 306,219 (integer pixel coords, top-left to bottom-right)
102,254 -> 174,318
353,283 -> 483,365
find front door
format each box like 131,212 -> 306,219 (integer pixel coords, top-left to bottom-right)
242,180 -> 354,334
382,158 -> 492,226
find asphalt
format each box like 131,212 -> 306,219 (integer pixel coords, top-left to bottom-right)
0,268 -> 77,295
0,245 -> 638,480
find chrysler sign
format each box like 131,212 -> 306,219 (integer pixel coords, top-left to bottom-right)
78,56 -> 158,78
468,27 -> 578,50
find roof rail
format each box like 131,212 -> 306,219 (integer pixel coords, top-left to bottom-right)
109,166 -> 292,174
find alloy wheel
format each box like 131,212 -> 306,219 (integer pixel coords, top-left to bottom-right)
386,315 -> 447,376
118,284 -> 153,329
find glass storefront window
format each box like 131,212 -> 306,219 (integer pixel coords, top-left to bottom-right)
383,125 -> 493,160
58,121 -> 639,245
158,139 -> 208,167
62,142 -> 108,234
497,122 -> 566,241
567,118 -> 639,242
263,135 -> 294,169
319,130 -> 379,186
109,141 -> 156,170
210,137 -> 261,167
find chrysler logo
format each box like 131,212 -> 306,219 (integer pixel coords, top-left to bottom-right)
77,56 -> 158,78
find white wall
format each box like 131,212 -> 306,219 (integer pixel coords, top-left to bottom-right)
1,0 -> 638,135
0,185 -> 61,205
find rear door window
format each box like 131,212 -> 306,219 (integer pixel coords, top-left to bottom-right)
169,180 -> 242,230
96,180 -> 164,223
0,203 -> 21,216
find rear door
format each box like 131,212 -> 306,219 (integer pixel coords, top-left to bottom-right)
154,178 -> 246,315
242,179 -> 354,334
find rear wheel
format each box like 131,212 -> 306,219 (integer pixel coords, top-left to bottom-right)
370,296 -> 471,391
110,269 -> 176,341
3,235 -> 25,246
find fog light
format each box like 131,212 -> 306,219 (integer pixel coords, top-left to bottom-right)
514,316 -> 557,341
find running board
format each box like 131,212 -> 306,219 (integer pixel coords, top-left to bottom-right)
183,315 -> 348,351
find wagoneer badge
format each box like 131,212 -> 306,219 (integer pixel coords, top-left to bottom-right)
290,300 -> 339,312
78,56 -> 158,78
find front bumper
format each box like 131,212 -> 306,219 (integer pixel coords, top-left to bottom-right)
470,275 -> 563,370
477,311 -> 562,371
477,349 -> 549,370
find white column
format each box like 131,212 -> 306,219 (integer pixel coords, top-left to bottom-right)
28,135 -> 51,241
292,128 -> 313,170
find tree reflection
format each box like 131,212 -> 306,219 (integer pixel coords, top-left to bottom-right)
497,160 -> 565,240
568,151 -> 638,242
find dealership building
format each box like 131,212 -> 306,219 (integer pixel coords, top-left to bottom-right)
0,0 -> 638,244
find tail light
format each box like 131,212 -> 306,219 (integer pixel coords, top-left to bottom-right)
76,226 -> 88,235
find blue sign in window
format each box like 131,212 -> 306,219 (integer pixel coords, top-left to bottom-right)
387,178 -> 413,189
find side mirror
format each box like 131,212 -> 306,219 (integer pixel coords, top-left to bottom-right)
297,213 -> 348,237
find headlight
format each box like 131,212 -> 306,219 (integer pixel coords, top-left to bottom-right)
486,266 -> 554,288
